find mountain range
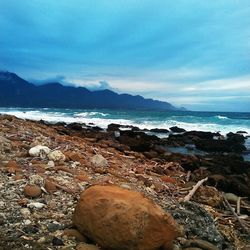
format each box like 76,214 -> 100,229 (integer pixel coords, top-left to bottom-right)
0,71 -> 185,111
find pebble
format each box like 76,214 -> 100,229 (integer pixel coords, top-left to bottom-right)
63,228 -> 87,242
52,237 -> 64,246
23,184 -> 42,198
20,208 -> 31,218
23,225 -> 39,234
23,219 -> 32,225
29,145 -> 51,158
90,154 -> 108,168
27,202 -> 46,209
48,150 -> 66,162
47,222 -> 62,232
47,160 -> 55,168
224,193 -> 239,203
184,239 -> 219,250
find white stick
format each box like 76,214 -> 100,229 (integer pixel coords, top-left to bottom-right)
182,177 -> 208,202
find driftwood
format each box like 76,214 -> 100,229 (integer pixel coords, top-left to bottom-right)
223,195 -> 249,234
182,177 -> 208,202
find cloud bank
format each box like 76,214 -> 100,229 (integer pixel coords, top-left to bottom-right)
0,0 -> 249,111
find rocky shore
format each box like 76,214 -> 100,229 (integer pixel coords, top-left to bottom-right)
0,114 -> 249,250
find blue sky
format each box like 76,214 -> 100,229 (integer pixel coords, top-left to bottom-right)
0,0 -> 250,111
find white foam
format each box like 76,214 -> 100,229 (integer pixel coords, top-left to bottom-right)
215,115 -> 229,120
0,108 -> 249,136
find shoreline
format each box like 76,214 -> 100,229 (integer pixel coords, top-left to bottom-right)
0,107 -> 250,136
0,114 -> 249,249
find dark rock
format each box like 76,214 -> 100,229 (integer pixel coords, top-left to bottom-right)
150,128 -> 169,133
118,130 -> 159,152
170,126 -> 186,133
67,123 -> 83,131
47,222 -> 62,232
107,123 -> 121,131
237,131 -> 248,134
52,237 -> 64,246
195,139 -> 246,153
23,225 -> 39,234
167,202 -> 224,248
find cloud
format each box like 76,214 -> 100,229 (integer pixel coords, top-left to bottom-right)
28,75 -> 67,85
71,80 -> 114,91
0,0 -> 249,111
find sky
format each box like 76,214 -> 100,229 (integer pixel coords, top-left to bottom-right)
0,0 -> 250,112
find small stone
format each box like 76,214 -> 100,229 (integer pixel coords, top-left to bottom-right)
20,208 -> 31,218
52,237 -> 64,246
76,243 -> 100,250
23,225 -> 39,234
27,202 -> 45,209
48,222 -> 62,232
63,229 -> 87,242
29,145 -> 51,158
48,150 -> 66,162
37,237 -> 46,244
47,160 -> 55,168
90,154 -> 108,168
23,185 -> 42,198
6,160 -> 20,173
23,219 -> 32,225
224,193 -> 239,203
184,239 -> 219,250
45,178 -> 57,193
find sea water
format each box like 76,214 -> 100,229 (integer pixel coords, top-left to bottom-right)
1,107 -> 249,160
0,107 -> 249,135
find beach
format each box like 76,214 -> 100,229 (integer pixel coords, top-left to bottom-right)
0,114 -> 249,249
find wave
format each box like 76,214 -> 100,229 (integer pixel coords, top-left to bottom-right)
74,111 -> 109,118
214,115 -> 229,120
1,108 -> 250,136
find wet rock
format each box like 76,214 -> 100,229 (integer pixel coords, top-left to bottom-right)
48,150 -> 66,162
90,154 -> 108,168
29,145 -> 51,158
67,123 -> 83,131
118,130 -> 159,152
23,185 -> 42,198
73,185 -> 180,250
150,128 -> 169,133
170,126 -> 186,133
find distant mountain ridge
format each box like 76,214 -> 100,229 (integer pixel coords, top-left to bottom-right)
0,71 -> 185,111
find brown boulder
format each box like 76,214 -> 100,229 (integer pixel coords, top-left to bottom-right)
73,185 -> 180,250
23,184 -> 42,198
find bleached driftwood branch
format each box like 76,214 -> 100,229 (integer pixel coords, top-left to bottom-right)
182,177 -> 208,202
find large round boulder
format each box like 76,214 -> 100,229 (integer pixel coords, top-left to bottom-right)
73,185 -> 180,250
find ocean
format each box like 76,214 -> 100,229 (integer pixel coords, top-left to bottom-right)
0,107 -> 250,135
1,107 -> 250,161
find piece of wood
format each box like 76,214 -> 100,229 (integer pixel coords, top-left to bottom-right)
182,177 -> 208,202
223,195 -> 249,234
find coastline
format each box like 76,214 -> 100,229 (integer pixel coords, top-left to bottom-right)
0,114 -> 249,249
